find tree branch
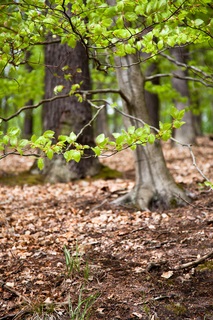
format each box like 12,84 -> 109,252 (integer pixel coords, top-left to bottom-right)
0,151 -> 39,160
0,89 -> 128,122
160,52 -> 213,82
0,94 -> 70,122
145,73 -> 213,87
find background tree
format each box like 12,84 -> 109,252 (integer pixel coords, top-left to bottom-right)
170,47 -> 196,144
43,40 -> 101,182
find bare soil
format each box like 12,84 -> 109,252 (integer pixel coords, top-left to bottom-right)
0,137 -> 213,320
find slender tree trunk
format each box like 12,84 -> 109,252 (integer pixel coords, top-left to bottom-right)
23,106 -> 33,139
171,47 -> 196,144
95,106 -> 109,136
113,54 -> 189,210
23,52 -> 33,139
43,41 -> 100,182
144,63 -> 160,128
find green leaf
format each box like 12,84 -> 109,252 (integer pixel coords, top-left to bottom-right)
53,85 -> 64,94
124,12 -> 137,22
148,134 -> 155,144
64,150 -> 81,163
69,132 -> 77,142
173,120 -> 185,129
31,134 -> 37,143
130,144 -> 137,150
157,39 -> 164,50
46,148 -> 54,160
37,158 -> 44,170
112,132 -> 120,139
7,127 -> 20,137
43,130 -> 55,139
10,137 -> 18,146
114,29 -> 130,39
128,126 -> 135,135
194,19 -> 204,26
18,139 -> 29,148
64,151 -> 72,162
135,127 -> 144,136
159,122 -> 172,130
96,133 -> 105,145
92,146 -> 101,156
177,109 -> 185,120
116,134 -> 126,145
143,124 -> 151,134
3,135 -> 9,145
161,131 -> 171,141
58,135 -> 68,141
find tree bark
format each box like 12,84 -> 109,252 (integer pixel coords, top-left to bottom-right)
144,63 -> 160,128
23,106 -> 33,139
113,54 -> 190,210
43,41 -> 100,182
171,47 -> 196,144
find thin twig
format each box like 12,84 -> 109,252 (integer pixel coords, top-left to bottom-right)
145,73 -> 213,87
0,280 -> 31,304
0,151 -> 39,160
0,94 -> 70,122
160,52 -> 213,81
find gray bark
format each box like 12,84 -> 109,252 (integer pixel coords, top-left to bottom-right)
113,54 -> 190,210
171,47 -> 196,144
43,41 -> 100,182
144,63 -> 160,128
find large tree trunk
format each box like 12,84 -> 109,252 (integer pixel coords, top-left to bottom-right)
43,41 -> 100,183
171,47 -> 196,144
113,54 -> 190,210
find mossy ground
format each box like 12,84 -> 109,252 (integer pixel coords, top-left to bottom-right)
0,165 -> 121,187
0,171 -> 45,186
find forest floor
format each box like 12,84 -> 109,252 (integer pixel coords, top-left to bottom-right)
0,137 -> 213,320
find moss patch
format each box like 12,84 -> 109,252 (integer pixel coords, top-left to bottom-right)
165,302 -> 188,316
0,171 -> 45,186
197,261 -> 213,272
92,165 -> 122,180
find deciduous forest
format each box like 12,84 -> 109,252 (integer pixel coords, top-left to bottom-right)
0,0 -> 213,319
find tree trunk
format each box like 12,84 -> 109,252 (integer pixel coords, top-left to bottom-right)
43,41 -> 100,183
113,54 -> 190,210
23,107 -> 33,139
171,47 -> 196,144
23,52 -> 33,139
96,106 -> 110,136
144,63 -> 160,128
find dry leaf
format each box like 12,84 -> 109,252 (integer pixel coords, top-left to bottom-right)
161,271 -> 174,279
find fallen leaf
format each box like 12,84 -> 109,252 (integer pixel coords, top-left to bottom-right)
161,271 -> 174,279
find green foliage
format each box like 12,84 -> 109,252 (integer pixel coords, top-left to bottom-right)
0,0 -> 212,190
68,288 -> 98,320
64,245 -> 81,278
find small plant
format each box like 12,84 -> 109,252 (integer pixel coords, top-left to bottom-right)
68,287 -> 99,320
63,244 -> 81,277
83,261 -> 90,281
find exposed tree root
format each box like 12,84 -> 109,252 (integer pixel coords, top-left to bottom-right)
111,184 -> 190,211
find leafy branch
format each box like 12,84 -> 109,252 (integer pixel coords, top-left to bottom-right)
1,101 -> 212,189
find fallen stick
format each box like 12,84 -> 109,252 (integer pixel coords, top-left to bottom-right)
174,250 -> 213,270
